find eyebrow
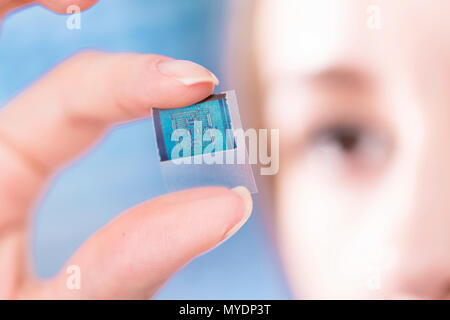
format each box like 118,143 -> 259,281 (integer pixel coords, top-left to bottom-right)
302,66 -> 372,91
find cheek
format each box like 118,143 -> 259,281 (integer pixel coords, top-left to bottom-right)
275,160 -> 366,297
275,145 -> 423,297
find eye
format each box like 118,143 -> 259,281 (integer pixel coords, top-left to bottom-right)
312,125 -> 364,154
306,123 -> 390,175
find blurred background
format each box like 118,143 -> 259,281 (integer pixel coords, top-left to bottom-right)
0,0 -> 290,299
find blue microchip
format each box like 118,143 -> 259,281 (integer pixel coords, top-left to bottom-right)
153,94 -> 236,161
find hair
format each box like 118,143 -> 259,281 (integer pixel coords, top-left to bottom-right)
225,0 -> 278,228
226,0 -> 261,132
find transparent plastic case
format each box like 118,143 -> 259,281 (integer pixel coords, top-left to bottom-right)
152,90 -> 258,193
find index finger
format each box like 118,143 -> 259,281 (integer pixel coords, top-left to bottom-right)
0,0 -> 98,18
36,0 -> 99,13
0,51 -> 218,177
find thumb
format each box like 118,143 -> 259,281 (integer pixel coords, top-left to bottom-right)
30,186 -> 252,299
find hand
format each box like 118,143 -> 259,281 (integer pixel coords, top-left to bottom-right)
0,1 -> 253,299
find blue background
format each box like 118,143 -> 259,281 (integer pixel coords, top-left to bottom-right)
0,0 -> 290,299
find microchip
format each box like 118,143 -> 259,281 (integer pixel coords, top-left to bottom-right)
153,94 -> 236,162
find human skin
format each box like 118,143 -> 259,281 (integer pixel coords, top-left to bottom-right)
0,0 -> 252,299
253,0 -> 450,299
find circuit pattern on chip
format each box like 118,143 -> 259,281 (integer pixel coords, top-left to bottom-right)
153,94 -> 236,161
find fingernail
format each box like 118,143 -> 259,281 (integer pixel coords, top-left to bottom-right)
223,186 -> 253,240
157,59 -> 219,86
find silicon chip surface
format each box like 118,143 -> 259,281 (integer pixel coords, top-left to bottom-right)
153,94 -> 236,161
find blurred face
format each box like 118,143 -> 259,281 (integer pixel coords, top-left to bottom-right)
255,0 -> 450,298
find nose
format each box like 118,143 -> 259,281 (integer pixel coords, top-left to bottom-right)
378,91 -> 450,299
386,232 -> 450,299
384,169 -> 450,299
